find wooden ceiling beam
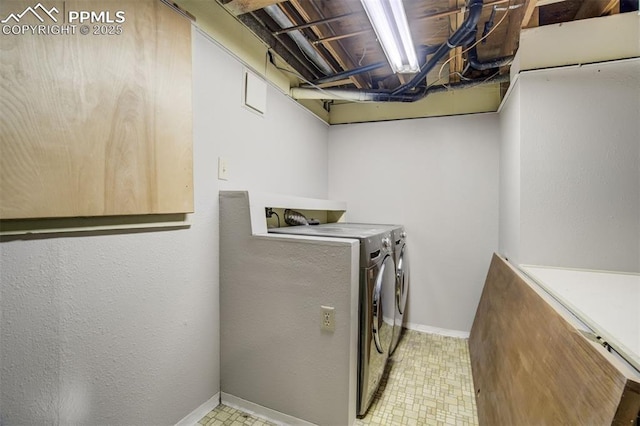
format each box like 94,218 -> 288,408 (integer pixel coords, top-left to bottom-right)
502,0 -> 531,57
223,0 -> 287,15
447,0 -> 466,83
288,0 -> 370,89
574,0 -> 619,20
536,0 -> 570,5
239,11 -> 320,81
417,0 -> 510,21
522,0 -> 539,28
272,12 -> 361,36
311,29 -> 372,45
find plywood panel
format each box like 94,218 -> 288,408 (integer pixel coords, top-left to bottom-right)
0,0 -> 193,219
469,254 -> 640,425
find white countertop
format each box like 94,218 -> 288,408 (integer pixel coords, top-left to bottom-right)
521,265 -> 640,372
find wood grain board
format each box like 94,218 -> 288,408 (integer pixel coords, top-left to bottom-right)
0,0 -> 193,219
469,254 -> 640,425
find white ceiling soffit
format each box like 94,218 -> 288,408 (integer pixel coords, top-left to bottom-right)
512,11 -> 640,78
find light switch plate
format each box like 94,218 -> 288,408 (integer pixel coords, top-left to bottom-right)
218,157 -> 229,180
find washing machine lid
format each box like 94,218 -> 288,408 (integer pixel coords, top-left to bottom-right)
269,223 -> 391,239
269,223 -> 394,265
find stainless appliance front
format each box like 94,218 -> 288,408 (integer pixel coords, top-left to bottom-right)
311,223 -> 410,355
390,226 -> 409,355
269,224 -> 394,416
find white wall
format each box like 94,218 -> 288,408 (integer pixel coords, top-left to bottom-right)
498,83 -> 521,265
500,59 -> 640,273
328,114 -> 500,333
219,192 -> 359,425
211,49 -> 329,197
0,27 -> 329,425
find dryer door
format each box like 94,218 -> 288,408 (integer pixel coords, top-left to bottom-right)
372,255 -> 395,354
396,244 -> 409,316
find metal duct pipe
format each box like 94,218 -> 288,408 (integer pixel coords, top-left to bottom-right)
264,5 -> 333,76
290,87 -> 379,101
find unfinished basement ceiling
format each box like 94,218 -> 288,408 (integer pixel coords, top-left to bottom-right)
217,0 -> 638,104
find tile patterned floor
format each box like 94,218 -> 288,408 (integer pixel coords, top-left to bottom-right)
198,404 -> 277,426
356,330 -> 478,426
198,330 -> 478,426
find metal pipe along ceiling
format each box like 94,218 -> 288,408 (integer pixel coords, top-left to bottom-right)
264,5 -> 334,76
291,73 -> 509,101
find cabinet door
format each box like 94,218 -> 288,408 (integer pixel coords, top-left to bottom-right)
0,0 -> 193,219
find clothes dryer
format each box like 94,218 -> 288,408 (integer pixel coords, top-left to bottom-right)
322,223 -> 409,355
269,224 -> 395,416
390,226 -> 409,355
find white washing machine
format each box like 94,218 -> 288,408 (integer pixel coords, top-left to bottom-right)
269,224 -> 395,416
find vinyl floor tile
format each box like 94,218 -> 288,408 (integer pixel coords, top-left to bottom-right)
199,330 -> 478,426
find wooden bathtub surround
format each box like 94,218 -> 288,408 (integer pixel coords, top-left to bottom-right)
0,0 -> 193,219
469,254 -> 640,425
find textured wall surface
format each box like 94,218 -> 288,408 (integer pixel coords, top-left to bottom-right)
0,28 -> 330,425
501,59 -> 640,273
328,113 -> 500,333
498,83 -> 521,265
219,192 -> 359,426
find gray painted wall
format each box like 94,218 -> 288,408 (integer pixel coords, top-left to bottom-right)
328,114 -> 501,333
219,192 -> 359,425
498,83 -> 521,265
4,16 -> 637,425
500,59 -> 640,273
0,28 -> 330,425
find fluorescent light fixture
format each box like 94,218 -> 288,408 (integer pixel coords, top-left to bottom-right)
360,0 -> 420,73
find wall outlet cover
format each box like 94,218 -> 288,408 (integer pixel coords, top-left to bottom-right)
321,305 -> 335,332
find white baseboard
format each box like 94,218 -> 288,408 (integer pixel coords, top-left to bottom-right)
175,393 -> 220,426
221,392 -> 316,426
405,322 -> 470,339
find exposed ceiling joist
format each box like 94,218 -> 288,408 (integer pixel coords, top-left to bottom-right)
448,0 -> 466,84
574,0 -> 619,20
272,12 -> 360,36
238,11 -> 319,81
536,0 -> 569,5
522,0 -> 539,27
416,0 -> 511,22
288,0 -> 370,89
211,0 -> 636,102
503,0 -> 531,56
224,0 -> 286,15
311,29 -> 372,45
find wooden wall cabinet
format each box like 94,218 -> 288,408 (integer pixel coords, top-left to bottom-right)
0,0 -> 193,219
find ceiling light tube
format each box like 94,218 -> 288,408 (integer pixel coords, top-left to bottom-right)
360,0 -> 420,73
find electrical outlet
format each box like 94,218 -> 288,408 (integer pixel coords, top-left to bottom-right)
321,306 -> 335,332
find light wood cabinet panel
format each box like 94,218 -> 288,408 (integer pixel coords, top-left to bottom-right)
0,0 -> 193,219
